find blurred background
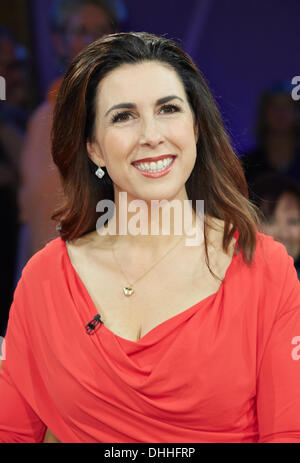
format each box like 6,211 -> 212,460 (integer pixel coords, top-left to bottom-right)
0,0 -> 300,337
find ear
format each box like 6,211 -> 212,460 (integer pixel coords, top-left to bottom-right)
86,140 -> 106,167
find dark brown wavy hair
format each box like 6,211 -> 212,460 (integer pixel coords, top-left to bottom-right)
51,31 -> 263,280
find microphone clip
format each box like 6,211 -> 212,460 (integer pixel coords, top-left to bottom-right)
85,314 -> 103,335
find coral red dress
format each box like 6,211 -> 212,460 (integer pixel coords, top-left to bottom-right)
0,229 -> 300,443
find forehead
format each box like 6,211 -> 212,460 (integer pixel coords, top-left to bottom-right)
97,61 -> 186,108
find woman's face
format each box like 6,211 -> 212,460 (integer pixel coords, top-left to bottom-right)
87,61 -> 199,205
262,192 -> 300,261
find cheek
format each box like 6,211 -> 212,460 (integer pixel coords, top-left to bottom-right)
102,131 -> 133,167
101,117 -> 197,165
171,119 -> 196,144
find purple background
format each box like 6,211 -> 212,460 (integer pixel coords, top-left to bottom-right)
31,0 -> 300,153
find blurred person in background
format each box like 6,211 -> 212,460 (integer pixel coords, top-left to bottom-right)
0,27 -> 30,337
241,83 -> 300,202
0,26 -> 30,131
17,0 -> 127,279
250,172 -> 300,279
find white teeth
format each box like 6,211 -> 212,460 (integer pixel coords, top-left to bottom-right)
134,157 -> 174,172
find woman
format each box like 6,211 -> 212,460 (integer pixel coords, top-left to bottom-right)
0,32 -> 299,443
250,172 -> 300,279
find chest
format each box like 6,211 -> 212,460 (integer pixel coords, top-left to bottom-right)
66,239 -> 235,342
39,279 -> 257,441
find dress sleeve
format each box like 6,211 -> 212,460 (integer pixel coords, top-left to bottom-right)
0,275 -> 47,443
256,247 -> 300,443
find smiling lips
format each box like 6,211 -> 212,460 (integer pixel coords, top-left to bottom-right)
132,154 -> 176,165
132,155 -> 176,178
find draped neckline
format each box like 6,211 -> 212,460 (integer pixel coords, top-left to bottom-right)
63,228 -> 240,345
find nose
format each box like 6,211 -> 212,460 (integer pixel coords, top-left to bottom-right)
139,117 -> 165,147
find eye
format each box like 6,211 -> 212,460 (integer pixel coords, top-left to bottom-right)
111,111 -> 132,123
110,104 -> 181,124
160,104 -> 181,114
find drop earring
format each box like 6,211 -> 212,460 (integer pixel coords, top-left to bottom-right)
95,166 -> 105,179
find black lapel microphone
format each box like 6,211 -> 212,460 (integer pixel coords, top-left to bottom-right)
85,314 -> 103,335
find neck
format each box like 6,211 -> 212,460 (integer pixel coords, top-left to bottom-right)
99,188 -> 204,254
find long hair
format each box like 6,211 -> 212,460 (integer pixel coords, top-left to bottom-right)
51,31 -> 263,280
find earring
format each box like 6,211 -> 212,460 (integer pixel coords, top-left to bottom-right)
95,166 -> 105,179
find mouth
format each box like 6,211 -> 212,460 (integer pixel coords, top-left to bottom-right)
132,154 -> 176,165
131,155 -> 177,178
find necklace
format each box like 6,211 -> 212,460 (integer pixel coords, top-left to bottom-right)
110,234 -> 185,297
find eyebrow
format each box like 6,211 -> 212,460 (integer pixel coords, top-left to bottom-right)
104,95 -> 184,118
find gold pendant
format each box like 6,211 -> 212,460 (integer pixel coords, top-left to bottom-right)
123,287 -> 134,297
